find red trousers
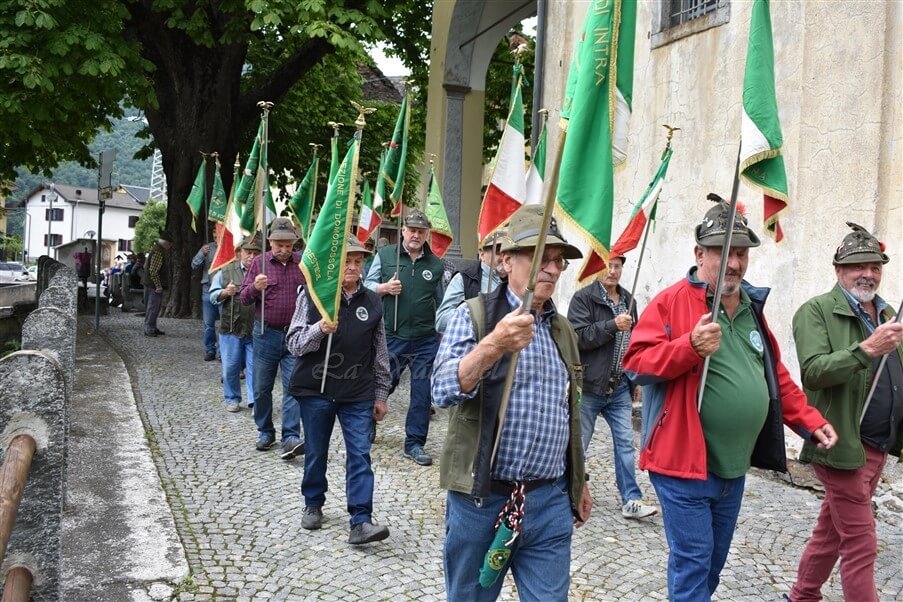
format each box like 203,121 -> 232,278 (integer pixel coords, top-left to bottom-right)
789,444 -> 887,602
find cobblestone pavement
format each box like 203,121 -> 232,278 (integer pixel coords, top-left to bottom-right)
96,309 -> 902,601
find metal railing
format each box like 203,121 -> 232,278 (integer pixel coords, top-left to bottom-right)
669,0 -> 725,27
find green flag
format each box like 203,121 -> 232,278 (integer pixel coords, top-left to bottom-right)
185,159 -> 205,232
300,138 -> 359,326
239,122 -> 277,234
235,122 -> 263,211
740,0 -> 788,242
384,94 -> 409,217
289,155 -> 319,242
208,160 -> 228,224
424,166 -> 453,258
556,0 -> 636,284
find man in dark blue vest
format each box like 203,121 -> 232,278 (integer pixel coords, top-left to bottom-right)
287,236 -> 391,544
364,209 -> 444,466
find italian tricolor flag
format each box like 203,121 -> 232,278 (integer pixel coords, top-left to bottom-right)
357,178 -> 382,244
210,159 -> 245,273
610,148 -> 672,258
740,0 -> 788,242
477,69 -> 527,243
524,120 -> 546,205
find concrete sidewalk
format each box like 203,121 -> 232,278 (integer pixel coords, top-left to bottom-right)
66,308 -> 902,601
62,320 -> 188,601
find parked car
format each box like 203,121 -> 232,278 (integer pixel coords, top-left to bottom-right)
0,262 -> 29,284
26,265 -> 37,281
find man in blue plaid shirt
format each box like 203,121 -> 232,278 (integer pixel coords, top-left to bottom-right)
432,205 -> 592,601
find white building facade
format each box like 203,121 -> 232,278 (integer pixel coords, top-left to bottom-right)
21,183 -> 149,265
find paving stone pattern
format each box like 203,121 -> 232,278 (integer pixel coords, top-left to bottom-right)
99,309 -> 902,601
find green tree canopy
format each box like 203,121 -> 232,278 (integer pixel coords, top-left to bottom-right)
2,0 -> 424,316
132,200 -> 167,253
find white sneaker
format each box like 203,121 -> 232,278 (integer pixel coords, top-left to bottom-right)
622,499 -> 658,519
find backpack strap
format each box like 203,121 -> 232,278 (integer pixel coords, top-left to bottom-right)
464,295 -> 486,342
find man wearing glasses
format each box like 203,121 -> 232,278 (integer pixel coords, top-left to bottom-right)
432,204 -> 591,601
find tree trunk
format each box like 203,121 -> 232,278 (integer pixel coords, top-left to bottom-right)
124,7 -> 246,318
122,3 -> 336,317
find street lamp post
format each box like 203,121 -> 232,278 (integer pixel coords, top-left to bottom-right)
23,211 -> 32,264
46,183 -> 57,258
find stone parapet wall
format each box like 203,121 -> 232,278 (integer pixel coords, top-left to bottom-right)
0,258 -> 76,600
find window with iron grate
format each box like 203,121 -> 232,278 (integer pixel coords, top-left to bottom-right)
652,0 -> 730,49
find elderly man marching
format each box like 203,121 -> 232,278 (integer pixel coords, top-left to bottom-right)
209,233 -> 262,413
286,235 -> 392,545
239,217 -> 306,459
432,204 -> 591,601
567,254 -> 657,520
364,209 -> 444,466
623,195 -> 837,601
787,224 -> 903,602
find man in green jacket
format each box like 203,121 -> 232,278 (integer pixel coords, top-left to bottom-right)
364,209 -> 444,466
788,223 -> 903,602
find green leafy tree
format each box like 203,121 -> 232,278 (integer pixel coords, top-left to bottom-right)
1,0 -> 423,317
0,234 -> 23,261
132,200 -> 167,253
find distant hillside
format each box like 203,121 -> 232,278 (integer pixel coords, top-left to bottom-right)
12,107 -> 154,205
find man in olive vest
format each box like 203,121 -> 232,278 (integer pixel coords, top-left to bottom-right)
432,204 -> 592,600
209,233 -> 262,413
364,209 -> 444,466
286,236 -> 392,545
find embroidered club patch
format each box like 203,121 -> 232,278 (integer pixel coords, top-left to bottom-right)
356,307 -> 369,321
422,270 -> 433,281
749,331 -> 764,352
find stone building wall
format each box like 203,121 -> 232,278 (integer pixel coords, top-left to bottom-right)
541,0 -> 901,377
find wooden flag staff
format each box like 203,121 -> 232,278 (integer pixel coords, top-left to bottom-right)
257,101 -> 274,335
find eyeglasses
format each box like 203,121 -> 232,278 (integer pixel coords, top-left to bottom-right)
519,251 -> 569,271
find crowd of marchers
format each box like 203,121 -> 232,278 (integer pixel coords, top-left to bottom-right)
139,198 -> 901,602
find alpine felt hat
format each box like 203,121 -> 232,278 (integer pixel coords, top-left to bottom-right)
694,193 -> 761,248
833,222 -> 889,265
498,205 -> 583,260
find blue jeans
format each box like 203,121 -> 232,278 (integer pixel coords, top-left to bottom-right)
220,333 -> 253,405
444,477 -> 573,601
649,472 -> 746,602
580,380 -> 642,504
202,285 -> 220,354
299,397 -> 375,526
386,335 -> 439,452
252,327 -> 301,441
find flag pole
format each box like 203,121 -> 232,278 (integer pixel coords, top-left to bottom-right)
374,143 -> 389,245
612,127 -> 680,384
257,100 -> 274,335
321,101 -> 375,394
697,142 -> 743,413
202,152 -> 212,244
490,126 -> 567,463
308,143 -> 322,241
394,202 -> 403,333
229,156 -> 240,330
625,125 -> 680,317
392,82 -> 412,334
859,299 -> 903,424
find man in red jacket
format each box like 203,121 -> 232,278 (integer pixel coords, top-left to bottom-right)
623,194 -> 837,601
